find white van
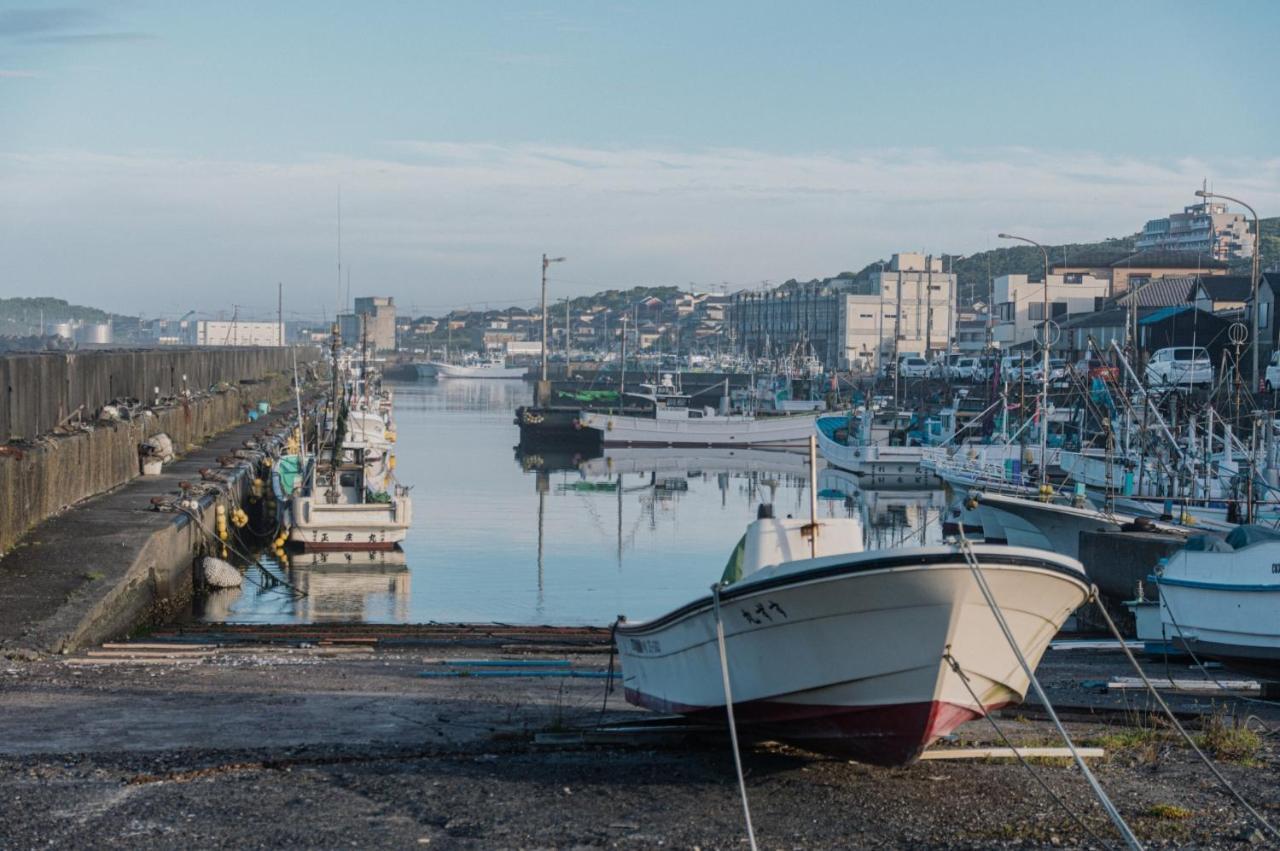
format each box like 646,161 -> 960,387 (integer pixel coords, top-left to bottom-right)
1145,347 -> 1213,388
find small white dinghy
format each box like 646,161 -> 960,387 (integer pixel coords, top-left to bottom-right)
616,444 -> 1089,766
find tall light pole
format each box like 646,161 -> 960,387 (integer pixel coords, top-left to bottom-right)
540,254 -> 566,395
1196,189 -> 1261,387
999,233 -> 1051,490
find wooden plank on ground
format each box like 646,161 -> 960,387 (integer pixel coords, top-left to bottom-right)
920,747 -> 1105,761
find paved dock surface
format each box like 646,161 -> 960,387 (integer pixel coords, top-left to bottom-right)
0,414 -> 287,654
2,627 -> 1278,849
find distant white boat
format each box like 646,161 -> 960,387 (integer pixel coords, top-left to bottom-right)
577,378 -> 818,448
429,354 -> 526,379
1156,529 -> 1280,675
617,510 -> 1090,765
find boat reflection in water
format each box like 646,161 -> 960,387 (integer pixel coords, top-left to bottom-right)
197,550 -> 410,624
818,465 -> 947,550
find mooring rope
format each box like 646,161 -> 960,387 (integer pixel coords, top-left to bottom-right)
943,652 -> 1115,850
711,582 -> 759,851
1093,590 -> 1280,843
956,533 -> 1143,850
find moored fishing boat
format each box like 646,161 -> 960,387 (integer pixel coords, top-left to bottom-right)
431,353 -> 527,379
1154,526 -> 1280,676
576,385 -> 818,448
616,506 -> 1090,766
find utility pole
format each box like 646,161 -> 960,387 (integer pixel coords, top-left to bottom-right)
278,282 -> 284,346
999,233 -> 1050,490
539,253 -> 566,403
1197,189 -> 1261,386
925,254 -> 934,361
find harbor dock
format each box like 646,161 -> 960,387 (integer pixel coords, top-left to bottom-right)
1,626 -> 1277,848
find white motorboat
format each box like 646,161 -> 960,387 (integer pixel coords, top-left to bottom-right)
616,509 -> 1090,766
577,384 -> 818,447
1154,528 -> 1280,675
430,354 -> 527,379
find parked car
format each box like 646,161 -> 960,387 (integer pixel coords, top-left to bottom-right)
1074,352 -> 1120,383
934,352 -> 965,379
948,356 -> 981,381
1145,346 -> 1213,388
898,355 -> 930,378
1031,358 -> 1070,384
998,355 -> 1035,382
1266,351 -> 1280,393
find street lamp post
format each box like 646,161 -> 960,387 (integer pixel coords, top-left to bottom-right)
999,233 -> 1051,490
1196,190 -> 1261,387
540,254 -> 566,402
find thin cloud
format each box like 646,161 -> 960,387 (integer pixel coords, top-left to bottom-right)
0,8 -> 97,38
0,7 -> 155,46
24,32 -> 155,44
0,69 -> 37,78
1,143 -> 1276,315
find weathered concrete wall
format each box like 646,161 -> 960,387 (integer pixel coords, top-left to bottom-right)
0,371 -> 299,556
0,347 -> 316,442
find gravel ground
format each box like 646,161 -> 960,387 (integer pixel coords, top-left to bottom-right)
1,642 -> 1277,849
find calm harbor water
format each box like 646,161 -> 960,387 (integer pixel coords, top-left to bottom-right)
193,378 -> 947,626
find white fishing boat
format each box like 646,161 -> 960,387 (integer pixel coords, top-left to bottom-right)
430,353 -> 526,379
972,490 -> 1229,558
1154,527 -> 1280,675
274,450 -> 412,550
577,384 -> 818,448
616,508 -> 1090,766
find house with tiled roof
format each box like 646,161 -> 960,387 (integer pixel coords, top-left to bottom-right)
1053,249 -> 1230,298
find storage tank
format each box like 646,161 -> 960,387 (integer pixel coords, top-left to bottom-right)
51,322 -> 75,339
75,322 -> 113,345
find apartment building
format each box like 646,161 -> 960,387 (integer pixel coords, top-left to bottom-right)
992,272 -> 1109,349
1136,197 -> 1253,261
339,296 -> 397,352
840,253 -> 956,371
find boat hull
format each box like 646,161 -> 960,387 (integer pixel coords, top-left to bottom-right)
1158,542 -> 1280,676
617,545 -> 1089,766
287,495 -> 412,550
578,411 -> 819,448
432,361 -> 527,379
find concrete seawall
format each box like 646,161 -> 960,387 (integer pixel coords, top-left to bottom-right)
0,410 -> 306,654
0,347 -> 312,442
0,348 -> 316,556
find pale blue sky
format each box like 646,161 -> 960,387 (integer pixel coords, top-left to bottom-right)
2,1 -> 1278,319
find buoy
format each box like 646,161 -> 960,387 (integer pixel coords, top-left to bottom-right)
202,556 -> 242,589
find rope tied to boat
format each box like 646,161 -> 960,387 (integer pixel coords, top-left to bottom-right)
711,582 -> 759,851
598,616 -> 622,723
1091,586 -> 1280,843
955,533 -> 1144,850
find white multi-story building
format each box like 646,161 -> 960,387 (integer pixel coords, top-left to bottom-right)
839,253 -> 956,371
1136,197 -> 1253,261
187,320 -> 283,347
992,273 -> 1109,349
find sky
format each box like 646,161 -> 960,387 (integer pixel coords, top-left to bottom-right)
1,1 -> 1279,322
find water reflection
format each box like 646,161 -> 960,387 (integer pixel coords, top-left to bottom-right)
193,378 -> 948,626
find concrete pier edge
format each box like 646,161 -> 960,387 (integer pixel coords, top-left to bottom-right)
0,362 -> 321,656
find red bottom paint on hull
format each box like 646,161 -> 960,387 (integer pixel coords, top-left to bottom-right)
296,541 -> 400,552
626,688 -> 1003,767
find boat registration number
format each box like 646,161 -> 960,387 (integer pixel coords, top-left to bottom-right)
311,531 -> 388,544
628,638 -> 661,655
